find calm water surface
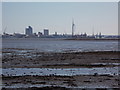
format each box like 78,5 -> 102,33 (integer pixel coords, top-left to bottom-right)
2,38 -> 118,52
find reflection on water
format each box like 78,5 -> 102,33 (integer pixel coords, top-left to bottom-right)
2,67 -> 119,76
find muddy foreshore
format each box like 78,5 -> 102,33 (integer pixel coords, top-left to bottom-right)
2,75 -> 119,89
2,48 -> 120,89
2,48 -> 120,68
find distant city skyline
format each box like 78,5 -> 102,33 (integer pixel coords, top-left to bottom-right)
2,2 -> 118,35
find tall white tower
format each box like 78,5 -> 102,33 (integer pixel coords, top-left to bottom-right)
92,26 -> 95,36
72,19 -> 75,36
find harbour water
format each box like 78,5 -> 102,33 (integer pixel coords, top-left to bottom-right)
2,38 -> 118,52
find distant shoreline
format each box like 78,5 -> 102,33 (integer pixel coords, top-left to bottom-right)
64,38 -> 120,41
2,37 -> 120,41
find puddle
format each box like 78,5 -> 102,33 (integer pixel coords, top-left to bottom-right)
91,63 -> 120,66
2,83 -> 112,89
2,67 -> 119,76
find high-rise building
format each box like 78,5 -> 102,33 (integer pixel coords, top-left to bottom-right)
25,26 -> 33,35
44,29 -> 49,36
55,32 -> 57,35
99,32 -> 102,38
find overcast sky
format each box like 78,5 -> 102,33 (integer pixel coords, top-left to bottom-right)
2,2 -> 118,35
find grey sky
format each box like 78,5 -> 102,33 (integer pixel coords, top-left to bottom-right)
2,2 -> 118,35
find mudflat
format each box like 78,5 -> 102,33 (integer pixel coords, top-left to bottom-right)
2,48 -> 120,68
2,48 -> 120,89
2,75 -> 119,89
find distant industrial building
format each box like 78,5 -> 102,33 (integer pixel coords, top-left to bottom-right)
25,26 -> 33,35
44,29 -> 49,36
13,33 -> 25,38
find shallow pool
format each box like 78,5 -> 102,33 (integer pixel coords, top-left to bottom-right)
2,67 -> 119,76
